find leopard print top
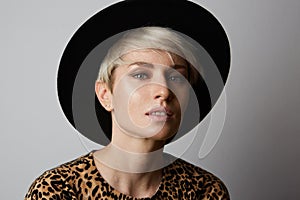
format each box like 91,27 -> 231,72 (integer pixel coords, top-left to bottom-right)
25,152 -> 229,200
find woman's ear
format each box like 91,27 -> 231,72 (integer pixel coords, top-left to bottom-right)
95,81 -> 113,112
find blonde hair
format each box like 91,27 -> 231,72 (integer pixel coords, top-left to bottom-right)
96,26 -> 201,89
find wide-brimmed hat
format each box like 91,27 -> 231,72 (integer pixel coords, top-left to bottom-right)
57,0 -> 230,145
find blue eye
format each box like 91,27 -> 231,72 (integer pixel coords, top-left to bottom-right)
168,76 -> 185,83
133,73 -> 148,80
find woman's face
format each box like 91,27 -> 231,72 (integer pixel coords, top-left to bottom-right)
109,49 -> 190,141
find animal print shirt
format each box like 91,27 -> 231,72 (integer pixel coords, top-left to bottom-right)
25,152 -> 229,200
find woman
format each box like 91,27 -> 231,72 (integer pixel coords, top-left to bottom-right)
25,27 -> 229,199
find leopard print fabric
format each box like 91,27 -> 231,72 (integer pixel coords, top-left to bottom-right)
25,152 -> 229,200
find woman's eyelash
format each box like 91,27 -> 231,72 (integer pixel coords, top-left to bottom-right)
132,73 -> 149,80
131,72 -> 187,83
168,75 -> 185,82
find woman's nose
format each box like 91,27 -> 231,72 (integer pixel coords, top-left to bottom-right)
152,81 -> 174,102
155,86 -> 171,100
151,72 -> 174,102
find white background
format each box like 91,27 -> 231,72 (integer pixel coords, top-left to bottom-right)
1,0 -> 299,199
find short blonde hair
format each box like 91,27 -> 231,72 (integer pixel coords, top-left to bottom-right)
96,26 -> 201,89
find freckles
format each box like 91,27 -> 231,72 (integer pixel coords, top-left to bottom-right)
128,88 -> 148,108
127,90 -> 153,128
173,90 -> 189,112
128,95 -> 140,112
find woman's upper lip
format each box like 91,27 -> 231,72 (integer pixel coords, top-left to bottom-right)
146,106 -> 174,116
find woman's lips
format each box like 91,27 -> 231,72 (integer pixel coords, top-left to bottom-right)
146,106 -> 173,122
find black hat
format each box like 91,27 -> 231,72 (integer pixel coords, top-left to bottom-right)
57,0 -> 231,145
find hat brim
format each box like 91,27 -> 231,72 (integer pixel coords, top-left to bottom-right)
57,0 -> 230,145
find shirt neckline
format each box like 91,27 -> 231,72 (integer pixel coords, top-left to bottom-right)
88,151 -> 167,199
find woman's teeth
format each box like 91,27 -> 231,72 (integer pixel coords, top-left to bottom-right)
150,111 -> 167,116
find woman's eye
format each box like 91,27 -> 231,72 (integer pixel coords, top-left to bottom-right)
132,73 -> 148,80
168,75 -> 185,83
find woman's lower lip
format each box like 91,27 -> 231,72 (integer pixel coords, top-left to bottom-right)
147,114 -> 171,121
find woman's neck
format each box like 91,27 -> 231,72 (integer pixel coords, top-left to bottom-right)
93,144 -> 164,198
93,122 -> 169,198
94,143 -> 165,173
111,125 -> 166,153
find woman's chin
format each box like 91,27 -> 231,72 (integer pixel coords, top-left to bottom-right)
147,127 -> 178,141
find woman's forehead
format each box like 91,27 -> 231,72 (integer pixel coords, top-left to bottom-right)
120,49 -> 188,67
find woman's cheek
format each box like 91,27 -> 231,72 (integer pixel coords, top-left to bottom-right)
171,85 -> 190,111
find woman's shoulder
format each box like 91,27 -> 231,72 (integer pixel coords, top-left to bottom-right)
36,151 -> 95,178
24,152 -> 95,200
164,157 -> 230,199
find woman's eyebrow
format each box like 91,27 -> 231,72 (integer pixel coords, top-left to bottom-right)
169,65 -> 189,74
127,62 -> 187,70
172,64 -> 188,70
127,62 -> 154,68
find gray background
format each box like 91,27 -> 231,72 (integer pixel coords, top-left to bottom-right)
1,0 -> 299,199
